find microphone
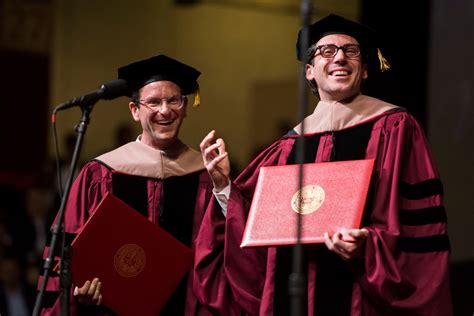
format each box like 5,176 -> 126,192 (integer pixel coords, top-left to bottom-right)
53,79 -> 128,112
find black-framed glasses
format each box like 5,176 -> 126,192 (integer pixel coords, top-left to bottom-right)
315,44 -> 361,59
136,94 -> 185,112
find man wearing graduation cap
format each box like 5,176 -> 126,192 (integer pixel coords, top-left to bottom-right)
196,14 -> 452,315
39,55 -> 221,315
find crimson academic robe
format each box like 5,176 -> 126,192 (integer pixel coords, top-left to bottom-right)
194,95 -> 452,315
38,140 -> 224,315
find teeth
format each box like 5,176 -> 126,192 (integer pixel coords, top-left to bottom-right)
332,70 -> 349,76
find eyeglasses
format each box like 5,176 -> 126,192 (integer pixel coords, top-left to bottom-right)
314,44 -> 361,59
136,94 -> 185,112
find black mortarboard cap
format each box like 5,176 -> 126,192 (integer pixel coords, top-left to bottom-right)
296,14 -> 390,71
118,54 -> 201,106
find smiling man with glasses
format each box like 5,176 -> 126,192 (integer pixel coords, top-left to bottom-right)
124,55 -> 200,152
38,55 -> 222,315
196,14 -> 452,315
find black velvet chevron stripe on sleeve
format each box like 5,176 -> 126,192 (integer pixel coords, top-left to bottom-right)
398,234 -> 450,253
399,205 -> 447,226
400,178 -> 443,200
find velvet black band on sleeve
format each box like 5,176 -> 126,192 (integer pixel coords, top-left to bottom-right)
400,178 -> 444,200
398,234 -> 450,253
399,205 -> 447,226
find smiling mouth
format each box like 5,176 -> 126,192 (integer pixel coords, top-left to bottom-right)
156,119 -> 174,126
330,70 -> 351,76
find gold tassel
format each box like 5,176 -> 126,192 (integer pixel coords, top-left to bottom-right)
377,48 -> 391,72
193,82 -> 200,108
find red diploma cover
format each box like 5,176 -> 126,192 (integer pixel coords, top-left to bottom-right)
70,192 -> 193,315
241,159 -> 375,247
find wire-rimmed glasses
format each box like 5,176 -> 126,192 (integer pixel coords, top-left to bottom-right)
136,94 -> 185,112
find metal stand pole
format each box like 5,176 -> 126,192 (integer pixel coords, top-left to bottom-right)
289,1 -> 313,315
33,103 -> 95,316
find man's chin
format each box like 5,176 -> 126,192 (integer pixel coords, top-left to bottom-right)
152,133 -> 179,147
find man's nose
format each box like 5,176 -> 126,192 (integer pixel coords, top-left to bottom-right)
157,102 -> 172,115
333,48 -> 348,61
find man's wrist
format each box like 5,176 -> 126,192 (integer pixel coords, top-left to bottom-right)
213,178 -> 230,193
213,182 -> 231,216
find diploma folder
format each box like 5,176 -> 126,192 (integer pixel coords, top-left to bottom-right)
70,192 -> 193,315
241,159 -> 375,248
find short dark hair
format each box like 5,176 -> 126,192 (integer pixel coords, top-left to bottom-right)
305,43 -> 320,97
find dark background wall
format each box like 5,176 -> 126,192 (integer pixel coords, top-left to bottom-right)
361,0 -> 430,127
429,1 -> 474,314
361,1 -> 474,314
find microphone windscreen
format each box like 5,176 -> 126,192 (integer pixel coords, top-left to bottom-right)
100,79 -> 128,100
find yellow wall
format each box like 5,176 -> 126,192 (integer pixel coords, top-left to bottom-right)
50,0 -> 360,170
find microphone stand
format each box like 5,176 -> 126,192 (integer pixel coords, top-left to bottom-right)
33,102 -> 96,316
289,0 -> 313,315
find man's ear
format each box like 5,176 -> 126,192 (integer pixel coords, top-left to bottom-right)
362,63 -> 368,80
129,102 -> 140,121
305,63 -> 315,81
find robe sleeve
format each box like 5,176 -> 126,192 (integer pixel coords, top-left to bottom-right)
358,112 -> 452,315
38,161 -> 113,316
193,138 -> 295,315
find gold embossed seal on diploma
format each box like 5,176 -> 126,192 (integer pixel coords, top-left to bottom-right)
114,243 -> 146,277
291,184 -> 325,215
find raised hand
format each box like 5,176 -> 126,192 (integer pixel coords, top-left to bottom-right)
200,130 -> 231,192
